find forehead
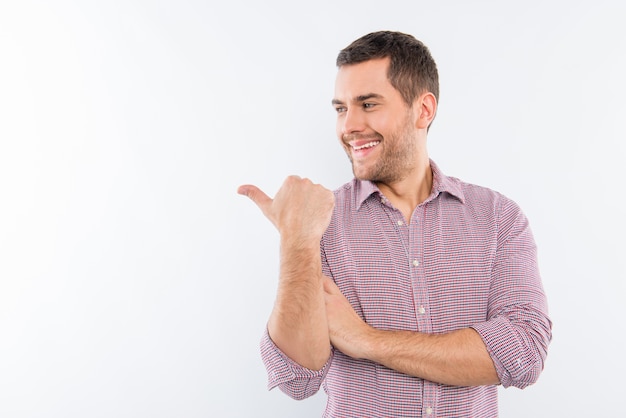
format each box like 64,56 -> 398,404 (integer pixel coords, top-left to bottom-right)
334,57 -> 395,101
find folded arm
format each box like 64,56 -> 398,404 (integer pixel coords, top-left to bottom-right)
323,277 -> 499,386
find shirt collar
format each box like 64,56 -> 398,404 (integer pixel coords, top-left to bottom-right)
354,159 -> 466,210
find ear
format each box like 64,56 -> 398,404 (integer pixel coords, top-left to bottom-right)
415,92 -> 437,130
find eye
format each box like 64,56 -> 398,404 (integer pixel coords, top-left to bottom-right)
334,106 -> 347,114
363,102 -> 376,109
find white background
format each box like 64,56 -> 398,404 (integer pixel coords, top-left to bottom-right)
1,0 -> 624,417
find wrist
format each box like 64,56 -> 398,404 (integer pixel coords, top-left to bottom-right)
280,234 -> 321,252
279,236 -> 323,280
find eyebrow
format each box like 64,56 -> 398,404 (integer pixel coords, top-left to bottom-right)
332,93 -> 384,106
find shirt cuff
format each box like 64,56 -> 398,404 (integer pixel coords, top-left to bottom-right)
260,328 -> 332,398
471,315 -> 541,389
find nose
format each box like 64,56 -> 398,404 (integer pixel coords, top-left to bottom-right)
339,107 -> 365,136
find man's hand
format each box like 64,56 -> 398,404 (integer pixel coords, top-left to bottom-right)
238,176 -> 335,243
238,176 -> 335,370
323,276 -> 372,359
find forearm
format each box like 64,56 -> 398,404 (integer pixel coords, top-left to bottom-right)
360,327 -> 499,386
267,236 -> 331,371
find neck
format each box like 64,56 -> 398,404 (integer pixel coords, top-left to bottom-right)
375,158 -> 432,224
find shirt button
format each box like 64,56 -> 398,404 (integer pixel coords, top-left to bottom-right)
397,220 -> 404,226
418,305 -> 426,314
425,406 -> 433,415
412,259 -> 420,267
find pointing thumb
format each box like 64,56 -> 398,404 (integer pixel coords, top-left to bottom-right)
237,184 -> 272,212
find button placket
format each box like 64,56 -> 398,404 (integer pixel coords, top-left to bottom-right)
408,206 -> 432,334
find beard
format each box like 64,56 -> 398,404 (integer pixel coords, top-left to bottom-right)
343,112 -> 418,184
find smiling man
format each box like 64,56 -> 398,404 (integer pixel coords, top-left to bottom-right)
238,31 -> 552,417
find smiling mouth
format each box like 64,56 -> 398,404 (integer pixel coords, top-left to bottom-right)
352,141 -> 381,150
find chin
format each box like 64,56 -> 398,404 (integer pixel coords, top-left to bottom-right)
352,170 -> 374,182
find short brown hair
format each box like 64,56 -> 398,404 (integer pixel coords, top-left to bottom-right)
336,31 -> 439,106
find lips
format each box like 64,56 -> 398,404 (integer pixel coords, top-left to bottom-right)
343,134 -> 382,159
347,139 -> 381,161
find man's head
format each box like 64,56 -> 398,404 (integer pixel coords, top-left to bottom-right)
336,31 -> 439,109
333,31 -> 438,184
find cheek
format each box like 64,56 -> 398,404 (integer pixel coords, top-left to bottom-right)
364,113 -> 388,136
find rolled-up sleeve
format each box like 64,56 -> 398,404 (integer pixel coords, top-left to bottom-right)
260,328 -> 333,400
472,198 -> 552,389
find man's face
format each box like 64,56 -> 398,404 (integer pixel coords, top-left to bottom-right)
333,57 -> 420,184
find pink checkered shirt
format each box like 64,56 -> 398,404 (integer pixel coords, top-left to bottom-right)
261,161 -> 552,417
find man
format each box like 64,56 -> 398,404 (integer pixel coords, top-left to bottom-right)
238,31 -> 551,417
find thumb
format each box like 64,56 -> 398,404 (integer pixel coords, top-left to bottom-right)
237,184 -> 273,213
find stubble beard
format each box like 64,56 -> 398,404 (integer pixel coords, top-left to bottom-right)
346,116 -> 417,185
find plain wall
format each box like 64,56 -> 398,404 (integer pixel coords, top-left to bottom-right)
1,0 -> 624,416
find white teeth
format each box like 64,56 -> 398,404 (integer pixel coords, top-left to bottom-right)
353,141 -> 380,150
